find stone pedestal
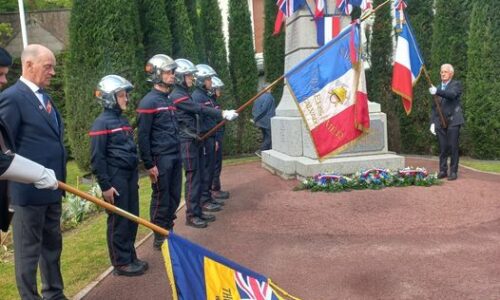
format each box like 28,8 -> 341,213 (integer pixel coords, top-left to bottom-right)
261,2 -> 404,179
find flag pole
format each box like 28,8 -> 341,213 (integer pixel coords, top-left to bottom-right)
199,74 -> 284,141
58,181 -> 169,236
422,66 -> 447,128
200,0 -> 391,142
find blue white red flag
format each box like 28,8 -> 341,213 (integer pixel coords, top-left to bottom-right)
274,0 -> 306,35
392,15 -> 424,115
286,23 -> 370,158
316,16 -> 342,46
162,232 -> 294,300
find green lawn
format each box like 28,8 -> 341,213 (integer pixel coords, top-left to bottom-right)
460,158 -> 500,173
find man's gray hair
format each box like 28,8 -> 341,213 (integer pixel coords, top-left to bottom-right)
441,63 -> 454,74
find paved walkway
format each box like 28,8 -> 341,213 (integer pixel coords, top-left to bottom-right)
79,157 -> 500,299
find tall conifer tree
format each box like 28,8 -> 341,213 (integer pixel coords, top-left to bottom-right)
137,0 -> 172,59
65,0 -> 144,170
184,0 -> 206,62
263,0 -> 285,101
464,1 -> 500,159
431,0 -> 471,83
398,0 -> 434,154
228,0 -> 259,153
367,0 -> 400,151
199,0 -> 238,154
165,0 -> 198,61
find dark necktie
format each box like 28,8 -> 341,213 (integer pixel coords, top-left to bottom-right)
39,89 -> 59,130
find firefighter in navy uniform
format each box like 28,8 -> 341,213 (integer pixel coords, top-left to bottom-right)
137,54 -> 182,250
90,75 -> 147,276
170,58 -> 238,228
209,76 -> 230,200
191,65 -> 226,210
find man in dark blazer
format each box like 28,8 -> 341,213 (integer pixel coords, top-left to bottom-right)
252,85 -> 276,157
1,46 -> 59,234
0,44 -> 67,300
429,63 -> 464,181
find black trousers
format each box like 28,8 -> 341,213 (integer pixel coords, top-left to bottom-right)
436,125 -> 461,173
201,136 -> 216,203
150,153 -> 182,230
180,140 -> 203,218
260,127 -> 272,151
212,136 -> 223,192
106,167 -> 139,266
13,203 -> 65,300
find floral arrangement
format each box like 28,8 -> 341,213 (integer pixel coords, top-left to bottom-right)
297,167 -> 439,192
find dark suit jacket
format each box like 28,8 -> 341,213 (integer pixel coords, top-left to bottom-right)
431,79 -> 464,128
252,92 -> 276,129
0,118 -> 15,231
0,80 -> 66,206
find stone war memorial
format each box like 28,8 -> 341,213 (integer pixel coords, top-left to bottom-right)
262,1 -> 404,179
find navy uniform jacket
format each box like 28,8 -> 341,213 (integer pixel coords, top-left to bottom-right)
0,80 -> 66,206
252,92 -> 276,129
209,94 -> 225,141
90,109 -> 138,192
0,118 -> 14,231
191,87 -> 221,134
431,79 -> 464,128
137,88 -> 180,169
170,84 -> 222,141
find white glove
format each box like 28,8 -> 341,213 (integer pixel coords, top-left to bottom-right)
429,86 -> 437,95
222,110 -> 239,121
429,123 -> 436,135
0,154 -> 58,190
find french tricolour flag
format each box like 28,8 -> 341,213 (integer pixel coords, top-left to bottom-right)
391,18 -> 424,115
286,24 -> 369,158
316,16 -> 342,46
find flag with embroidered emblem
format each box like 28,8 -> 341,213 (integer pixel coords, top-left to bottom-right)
162,232 -> 296,300
391,12 -> 424,115
285,22 -> 370,158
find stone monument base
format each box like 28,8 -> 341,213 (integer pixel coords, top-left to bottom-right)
261,150 -> 405,180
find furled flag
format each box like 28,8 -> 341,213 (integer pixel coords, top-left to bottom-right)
162,232 -> 296,300
394,0 -> 407,32
273,0 -> 306,35
314,0 -> 325,19
286,23 -> 370,158
336,0 -> 364,15
391,13 -> 424,115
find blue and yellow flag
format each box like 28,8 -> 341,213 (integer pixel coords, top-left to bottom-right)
162,232 -> 300,300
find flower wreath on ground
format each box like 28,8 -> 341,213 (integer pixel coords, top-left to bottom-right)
296,167 -> 440,192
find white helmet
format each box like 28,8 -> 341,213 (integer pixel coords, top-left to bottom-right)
95,75 -> 133,109
145,54 -> 177,84
211,76 -> 224,89
174,58 -> 197,85
194,64 -> 217,88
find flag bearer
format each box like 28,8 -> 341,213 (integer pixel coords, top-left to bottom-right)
137,54 -> 182,250
90,75 -> 147,276
209,76 -> 230,200
191,64 -> 226,210
170,58 -> 238,228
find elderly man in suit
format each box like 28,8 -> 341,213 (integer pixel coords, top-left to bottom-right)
251,84 -> 276,157
0,47 -> 58,235
429,63 -> 464,181
0,44 -> 67,300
